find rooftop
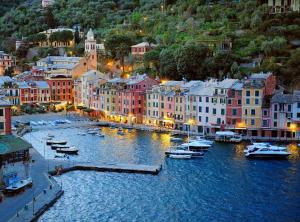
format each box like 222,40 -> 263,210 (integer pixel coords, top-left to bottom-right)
0,135 -> 31,155
34,81 -> 50,89
160,81 -> 184,87
127,74 -> 149,85
215,78 -> 238,89
271,92 -> 300,104
231,81 -> 244,90
0,96 -> 11,107
131,42 -> 157,48
0,76 -> 13,86
38,56 -> 81,65
249,72 -> 272,80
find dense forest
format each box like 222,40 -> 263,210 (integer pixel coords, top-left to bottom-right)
0,0 -> 300,88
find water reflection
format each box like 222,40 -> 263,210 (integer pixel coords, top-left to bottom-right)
22,127 -> 300,222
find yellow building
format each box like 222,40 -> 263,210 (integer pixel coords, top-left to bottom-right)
242,83 -> 264,129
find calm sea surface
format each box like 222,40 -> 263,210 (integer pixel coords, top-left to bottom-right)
22,125 -> 300,222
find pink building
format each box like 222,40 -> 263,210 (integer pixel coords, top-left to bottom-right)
226,81 -> 243,128
121,75 -> 159,124
131,42 -> 156,58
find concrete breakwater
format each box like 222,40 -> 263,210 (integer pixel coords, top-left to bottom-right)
49,163 -> 162,176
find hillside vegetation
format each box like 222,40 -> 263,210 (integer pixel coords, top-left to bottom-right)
0,0 -> 300,88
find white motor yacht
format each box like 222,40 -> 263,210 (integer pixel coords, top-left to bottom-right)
245,147 -> 291,159
179,141 -> 211,151
245,143 -> 287,153
189,137 -> 214,145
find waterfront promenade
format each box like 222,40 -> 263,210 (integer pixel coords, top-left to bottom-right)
0,149 -> 62,222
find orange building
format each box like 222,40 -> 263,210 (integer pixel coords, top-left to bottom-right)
47,74 -> 74,103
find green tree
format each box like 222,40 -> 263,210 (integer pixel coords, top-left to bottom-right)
45,7 -> 56,29
16,44 -> 29,58
159,47 -> 179,79
104,34 -> 134,73
283,49 -> 300,87
4,67 -> 14,77
174,43 -> 209,80
261,37 -> 287,57
74,27 -> 81,44
143,48 -> 160,72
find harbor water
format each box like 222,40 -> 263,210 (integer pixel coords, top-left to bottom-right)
22,124 -> 300,222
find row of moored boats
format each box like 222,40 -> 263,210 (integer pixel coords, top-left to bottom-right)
46,134 -> 79,157
166,132 -> 292,159
166,136 -> 214,159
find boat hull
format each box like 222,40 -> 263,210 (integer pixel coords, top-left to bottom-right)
165,151 -> 204,157
56,149 -> 78,154
51,145 -> 70,150
47,141 -> 67,145
245,154 -> 290,159
169,154 -> 191,159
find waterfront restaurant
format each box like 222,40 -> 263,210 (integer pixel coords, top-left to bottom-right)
0,135 -> 32,187
0,96 -> 32,188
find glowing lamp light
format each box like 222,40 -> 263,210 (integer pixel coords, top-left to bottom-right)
237,121 -> 246,128
161,79 -> 168,84
290,123 -> 297,131
187,119 -> 195,125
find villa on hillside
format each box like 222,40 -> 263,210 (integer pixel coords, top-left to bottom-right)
42,0 -> 55,8
0,51 -> 15,76
131,42 -> 157,59
268,0 -> 300,13
37,28 -> 84,48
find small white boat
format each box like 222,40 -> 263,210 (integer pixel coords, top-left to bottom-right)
51,144 -> 70,150
5,177 -> 33,193
117,127 -> 125,135
47,134 -> 55,138
165,148 -> 203,157
170,133 -> 184,142
169,154 -> 192,159
30,121 -> 38,126
170,137 -> 183,142
77,132 -> 87,136
97,133 -> 105,137
37,121 -> 44,125
56,146 -> 78,154
54,154 -> 69,158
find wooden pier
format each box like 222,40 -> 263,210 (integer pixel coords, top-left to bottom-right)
49,163 -> 162,176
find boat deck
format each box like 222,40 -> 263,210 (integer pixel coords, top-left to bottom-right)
49,163 -> 162,175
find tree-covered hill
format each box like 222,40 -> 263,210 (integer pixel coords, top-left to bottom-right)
0,0 -> 300,88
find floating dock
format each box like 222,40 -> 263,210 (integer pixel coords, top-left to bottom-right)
49,163 -> 162,176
